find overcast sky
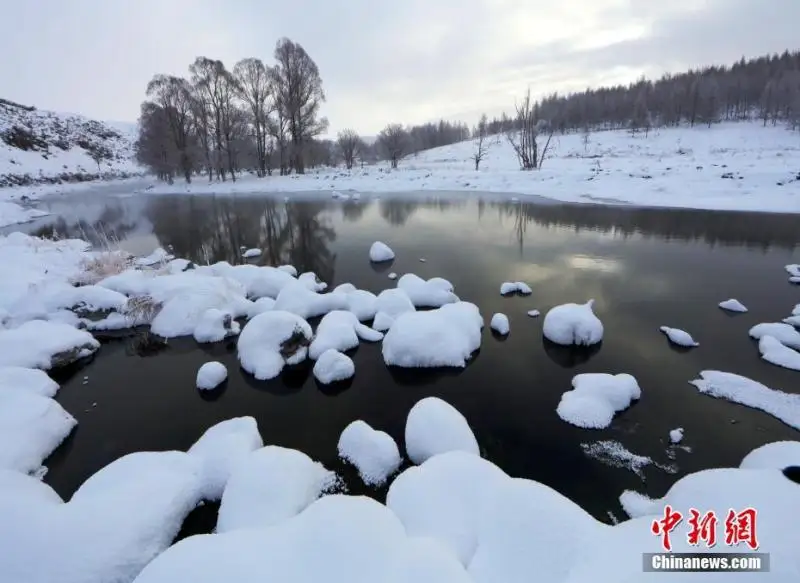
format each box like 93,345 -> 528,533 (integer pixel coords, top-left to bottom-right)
2,0 -> 797,136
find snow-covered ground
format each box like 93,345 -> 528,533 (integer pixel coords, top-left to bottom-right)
142,122 -> 800,213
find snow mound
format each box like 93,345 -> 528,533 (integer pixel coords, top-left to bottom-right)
0,320 -> 99,369
272,281 -> 347,319
542,300 -> 603,346
383,301 -> 482,368
196,361 -> 228,391
187,417 -> 263,500
526,309 -> 540,317
405,397 -> 479,464
369,241 -> 395,262
500,281 -> 532,295
669,428 -> 684,444
246,297 -> 275,318
277,264 -> 298,277
207,263 -> 296,299
0,201 -> 48,228
338,420 -> 402,486
786,264 -> 800,280
297,271 -> 328,292
749,322 -> 800,349
690,371 -> 800,430
719,298 -> 748,313
216,445 -> 338,533
193,309 -> 241,343
373,288 -> 416,332
331,285 -> 378,321
490,313 -> 509,335
397,274 -> 459,308
313,349 -> 355,384
758,335 -> 800,371
388,272 -> 398,280
740,441 -> 800,470
309,310 -> 383,359
556,373 -> 641,429
242,248 -> 261,259
237,311 -> 313,380
0,366 -> 59,397
659,326 -> 699,347
136,247 -> 174,267
785,315 -> 800,327
618,490 -> 656,518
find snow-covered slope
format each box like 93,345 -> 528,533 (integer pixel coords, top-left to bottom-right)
0,98 -> 142,188
147,122 -> 800,213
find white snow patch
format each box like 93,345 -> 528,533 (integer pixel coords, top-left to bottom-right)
397,274 -> 459,308
373,288 -> 416,332
0,320 -> 99,369
297,271 -> 328,292
208,263 -> 296,299
490,313 -> 510,335
277,264 -> 298,277
331,285 -> 379,321
405,397 -> 479,465
369,241 -> 395,262
618,490 -> 656,518
739,441 -> 800,470
309,310 -> 382,359
246,296 -> 275,319
0,366 -> 59,397
272,280 -> 347,319
193,309 -> 240,343
784,315 -> 800,327
338,420 -> 402,486
388,272 -> 398,280
237,311 -> 313,380
556,373 -> 641,429
500,281 -> 532,295
313,349 -> 355,384
659,326 -> 699,347
581,440 -> 667,480
749,322 -> 800,349
526,309 -> 540,317
719,298 -> 748,313
136,247 -> 173,267
196,362 -> 228,391
242,248 -> 261,259
0,201 -> 48,227
758,335 -> 800,371
542,300 -> 603,346
669,428 -> 684,444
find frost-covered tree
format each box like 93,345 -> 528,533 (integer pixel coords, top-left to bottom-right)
378,124 -> 407,169
336,129 -> 361,170
506,89 -> 554,170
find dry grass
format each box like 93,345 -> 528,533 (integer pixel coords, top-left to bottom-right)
121,295 -> 163,324
73,251 -> 133,285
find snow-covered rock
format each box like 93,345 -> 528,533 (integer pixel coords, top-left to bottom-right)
500,281 -> 532,296
490,313 -> 509,335
369,241 -> 395,262
272,281 -> 347,319
242,248 -> 261,259
388,272 -> 398,280
277,264 -> 298,277
542,300 -> 603,346
383,302 -> 483,368
739,441 -> 800,470
186,417 -> 263,500
338,420 -> 402,486
193,309 -> 240,343
690,370 -> 800,430
659,326 -> 699,347
136,247 -> 173,267
719,298 -> 748,313
207,263 -> 296,299
331,285 -> 379,321
373,288 -> 416,332
0,366 -> 59,397
0,320 -> 99,369
216,446 -> 338,532
758,335 -> 800,371
556,373 -> 641,429
297,271 -> 328,292
785,315 -> 800,327
669,428 -> 684,444
312,349 -> 355,384
196,361 -> 228,391
749,322 -> 800,349
237,311 -> 313,380
405,397 -> 479,464
526,309 -> 540,317
308,310 -> 383,359
246,296 -> 275,319
786,264 -> 800,280
397,274 -> 459,308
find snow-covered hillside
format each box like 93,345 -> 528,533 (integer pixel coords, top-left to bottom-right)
147,122 -> 800,213
0,98 -> 142,189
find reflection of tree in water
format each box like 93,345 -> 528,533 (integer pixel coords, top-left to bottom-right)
146,197 -> 337,280
30,203 -> 138,247
379,199 -> 419,226
340,201 -> 366,222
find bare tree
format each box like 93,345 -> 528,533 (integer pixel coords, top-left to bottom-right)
630,91 -> 651,136
472,113 -> 490,170
233,58 -> 273,177
581,122 -> 591,152
506,89 -> 553,170
337,129 -> 361,170
378,124 -> 407,169
190,57 -> 229,180
145,75 -> 195,182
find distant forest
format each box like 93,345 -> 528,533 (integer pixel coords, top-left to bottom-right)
135,47 -> 800,183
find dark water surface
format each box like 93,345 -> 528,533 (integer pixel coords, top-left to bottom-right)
23,192 -> 800,534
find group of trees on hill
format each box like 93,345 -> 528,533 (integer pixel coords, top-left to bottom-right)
137,48 -> 800,182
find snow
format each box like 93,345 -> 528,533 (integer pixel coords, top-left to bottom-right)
659,325 -> 699,347
383,302 -> 483,368
140,122 -> 800,214
580,440 -> 667,480
373,288 -> 416,332
542,300 -> 603,346
0,366 -> 59,397
388,272 -> 398,280
136,247 -> 173,267
216,446 -> 338,533
0,320 -> 99,369
369,241 -> 395,262
556,373 -> 641,429
272,280 -> 347,319
237,311 -> 313,380
690,370 -> 800,430
246,296 -> 275,318
313,349 -> 355,384
669,428 -> 684,444
206,263 -> 296,299
308,310 -> 383,359
397,274 -> 459,308
719,298 -> 748,313
490,313 -> 509,335
193,309 -> 241,343
786,264 -> 800,279
739,441 -> 800,470
526,309 -> 540,317
277,264 -> 298,277
785,315 -> 800,327
405,397 -> 479,464
331,285 -> 378,321
500,281 -> 532,296
196,362 -> 228,391
297,271 -> 328,292
749,322 -> 800,349
186,417 -> 263,500
0,201 -> 48,227
758,335 -> 800,371
337,420 -> 402,486
242,248 -> 261,259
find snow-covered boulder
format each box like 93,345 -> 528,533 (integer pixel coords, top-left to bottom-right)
331,285 -> 378,321
526,309 -> 540,318
242,248 -> 261,259
0,320 -> 99,369
0,366 -> 59,397
397,274 -> 459,308
277,264 -> 298,277
193,309 -> 241,343
373,288 -> 416,332
740,441 -> 800,470
669,428 -> 684,444
208,263 -> 296,299
786,264 -> 800,280
490,313 -> 509,335
500,281 -> 532,296
556,373 -> 641,429
405,397 -> 479,464
246,297 -> 275,319
216,446 -> 338,533
187,417 -> 263,500
369,241 -> 395,262
719,298 -> 748,313
237,311 -> 313,380
272,281 -> 347,319
297,271 -> 328,292
309,310 -> 383,359
758,335 -> 800,371
313,349 -> 355,384
136,247 -> 173,267
749,322 -> 800,349
338,420 -> 402,486
196,361 -> 228,391
542,300 -> 603,346
659,326 -> 699,347
383,302 -> 483,368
